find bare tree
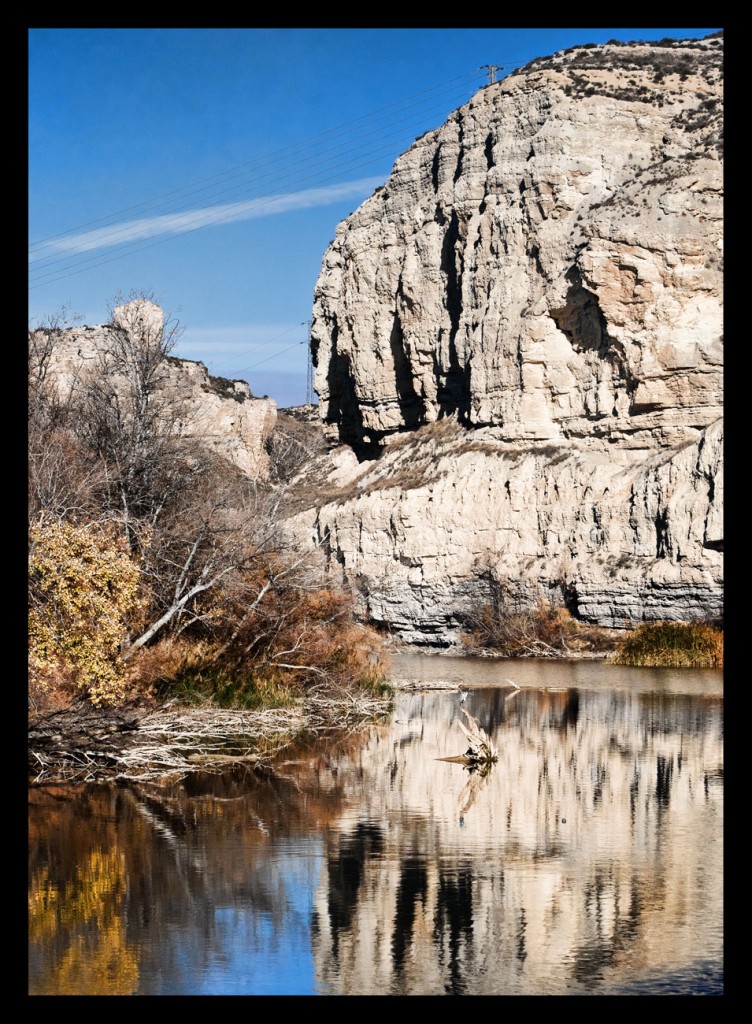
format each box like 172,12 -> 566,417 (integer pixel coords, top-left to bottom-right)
28,303 -> 83,395
28,305 -> 100,527
265,409 -> 328,486
70,293 -> 193,541
123,462 -> 284,655
29,292 -> 381,695
28,425 -> 108,527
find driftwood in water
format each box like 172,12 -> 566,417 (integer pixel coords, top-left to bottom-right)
438,707 -> 498,768
29,689 -> 391,785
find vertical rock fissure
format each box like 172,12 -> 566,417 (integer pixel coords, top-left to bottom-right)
389,305 -> 423,429
325,343 -> 368,452
439,208 -> 470,419
431,146 -> 441,192
453,147 -> 464,184
655,506 -> 671,559
484,132 -> 495,170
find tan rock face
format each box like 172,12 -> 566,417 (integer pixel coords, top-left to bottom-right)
312,37 -> 722,454
32,302 -> 276,479
296,36 -> 723,640
289,416 -> 722,639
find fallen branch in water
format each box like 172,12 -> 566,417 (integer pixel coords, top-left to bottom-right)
438,707 -> 499,769
28,689 -> 392,785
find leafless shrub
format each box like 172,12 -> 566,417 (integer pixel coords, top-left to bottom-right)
266,409 -> 328,486
461,576 -> 619,657
29,294 -> 390,714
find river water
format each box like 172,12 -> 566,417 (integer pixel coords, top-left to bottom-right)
28,653 -> 723,996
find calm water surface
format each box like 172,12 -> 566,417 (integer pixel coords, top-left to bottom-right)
28,654 -> 723,996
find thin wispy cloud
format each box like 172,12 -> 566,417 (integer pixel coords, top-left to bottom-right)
37,177 -> 384,257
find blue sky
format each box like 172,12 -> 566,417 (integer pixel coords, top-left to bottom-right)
29,27 -> 721,408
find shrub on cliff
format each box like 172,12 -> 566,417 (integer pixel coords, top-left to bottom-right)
461,573 -> 619,658
462,599 -> 617,658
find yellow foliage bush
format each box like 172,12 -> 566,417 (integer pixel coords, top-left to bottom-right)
29,520 -> 142,706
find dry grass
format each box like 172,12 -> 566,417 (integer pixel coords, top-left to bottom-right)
287,417 -> 471,514
612,621 -> 723,669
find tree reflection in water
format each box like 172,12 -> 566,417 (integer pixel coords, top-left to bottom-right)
29,664 -> 723,995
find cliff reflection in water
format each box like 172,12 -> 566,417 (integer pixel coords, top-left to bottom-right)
29,663 -> 723,995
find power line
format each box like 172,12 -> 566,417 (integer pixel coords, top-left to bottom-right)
230,338 -> 308,374
26,52 -> 527,403
29,90 -> 480,289
27,51 -> 537,395
28,48 -> 540,279
29,71 -> 483,278
30,68 -> 482,257
28,57 -> 534,292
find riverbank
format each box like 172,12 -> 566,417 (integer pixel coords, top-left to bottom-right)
29,617 -> 722,786
28,686 -> 393,786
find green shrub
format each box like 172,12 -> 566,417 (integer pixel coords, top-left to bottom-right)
168,662 -> 299,710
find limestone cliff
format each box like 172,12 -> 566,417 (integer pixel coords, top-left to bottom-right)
292,35 -> 723,641
32,300 -> 277,479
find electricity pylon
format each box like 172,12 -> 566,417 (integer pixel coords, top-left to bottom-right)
480,64 -> 502,85
304,320 -> 314,406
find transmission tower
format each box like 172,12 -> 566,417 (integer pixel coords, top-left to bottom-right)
480,64 -> 503,85
304,320 -> 314,406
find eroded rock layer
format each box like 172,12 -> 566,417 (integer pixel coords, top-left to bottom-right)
297,35 -> 723,641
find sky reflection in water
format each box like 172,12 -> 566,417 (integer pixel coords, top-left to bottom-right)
28,655 -> 723,996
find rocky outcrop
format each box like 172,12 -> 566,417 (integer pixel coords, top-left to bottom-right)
312,36 -> 722,452
289,415 -> 722,641
292,35 -> 723,642
33,300 -> 277,479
